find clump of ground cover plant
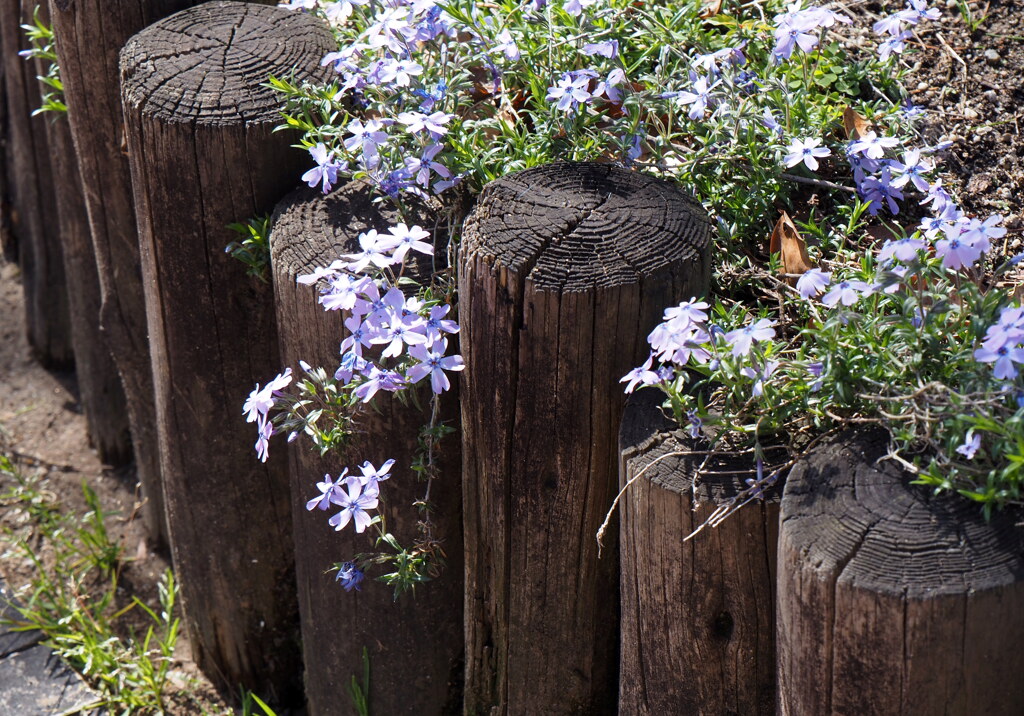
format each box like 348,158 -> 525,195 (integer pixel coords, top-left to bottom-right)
252,0 -> 1018,594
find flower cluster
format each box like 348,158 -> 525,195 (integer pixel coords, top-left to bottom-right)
305,459 -> 394,534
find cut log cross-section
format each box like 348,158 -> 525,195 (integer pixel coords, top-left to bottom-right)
270,181 -> 464,716
120,1 -> 334,700
777,428 -> 1024,716
458,162 -> 712,714
618,389 -> 778,715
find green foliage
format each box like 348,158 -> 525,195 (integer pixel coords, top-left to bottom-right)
348,647 -> 371,716
226,215 -> 273,283
19,6 -> 66,115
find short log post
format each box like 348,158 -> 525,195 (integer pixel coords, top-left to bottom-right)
270,181 -> 464,716
459,162 -> 712,714
0,0 -> 72,368
120,2 -> 334,699
777,428 -> 1024,715
618,389 -> 777,714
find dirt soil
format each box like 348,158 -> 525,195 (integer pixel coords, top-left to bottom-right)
0,260 -> 237,714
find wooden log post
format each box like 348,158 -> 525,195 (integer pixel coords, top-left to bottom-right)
120,2 -> 334,699
0,0 -> 73,368
777,428 -> 1024,715
0,50 -> 12,262
270,181 -> 464,715
459,162 -> 712,714
618,388 -> 778,714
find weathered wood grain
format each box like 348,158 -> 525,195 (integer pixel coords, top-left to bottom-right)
120,1 -> 333,699
618,389 -> 778,715
0,0 -> 72,368
777,428 -> 1024,715
459,162 -> 712,715
270,181 -> 464,715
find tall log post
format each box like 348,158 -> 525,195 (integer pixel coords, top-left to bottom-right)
0,0 -> 72,368
459,162 -> 712,714
0,49 -> 12,262
270,181 -> 464,715
50,0 -> 275,542
120,2 -> 333,699
39,2 -> 131,464
777,428 -> 1024,715
618,389 -> 777,714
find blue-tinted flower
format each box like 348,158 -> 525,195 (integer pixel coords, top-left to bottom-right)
675,76 -> 718,120
935,235 -> 982,271
407,339 -> 465,393
336,562 -> 365,591
385,223 -> 434,263
621,354 -> 662,393
244,368 -> 293,423
255,416 -> 273,463
784,137 -> 831,171
307,470 -> 348,511
821,279 -> 870,307
724,318 -> 776,357
889,149 -> 933,192
975,341 -> 1024,379
878,30 -> 912,61
301,143 -> 345,194
546,70 -> 596,112
356,458 -> 395,488
343,229 -> 398,273
850,131 -> 899,159
423,304 -> 459,345
796,268 -> 831,299
582,40 -> 618,58
687,410 -> 702,438
329,478 -> 379,533
955,430 -> 981,460
493,29 -> 521,61
877,237 -> 925,263
397,110 -> 453,138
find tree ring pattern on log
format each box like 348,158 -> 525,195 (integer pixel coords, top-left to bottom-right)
461,162 -> 711,292
782,427 -> 1024,597
120,1 -> 333,125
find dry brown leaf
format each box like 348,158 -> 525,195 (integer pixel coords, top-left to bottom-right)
770,211 -> 815,283
842,106 -> 870,141
699,0 -> 723,18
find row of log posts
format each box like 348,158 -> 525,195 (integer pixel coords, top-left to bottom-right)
0,0 -> 72,368
119,1 -> 333,698
270,182 -> 465,715
458,162 -> 713,713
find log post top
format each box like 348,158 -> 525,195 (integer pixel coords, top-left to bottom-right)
783,428 -> 1024,597
120,1 -> 333,125
461,162 -> 712,291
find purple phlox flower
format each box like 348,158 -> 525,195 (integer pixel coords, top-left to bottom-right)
687,410 -> 703,439
324,0 -> 369,24
975,341 -> 1024,380
297,260 -> 345,286
807,361 -> 824,391
772,9 -> 821,59
850,131 -> 899,160
693,42 -> 747,74
845,143 -> 881,185
984,307 -> 1024,347
343,229 -> 398,273
899,98 -> 926,118
890,149 -> 933,192
874,263 -> 910,294
796,268 -> 831,299
872,12 -> 906,36
364,6 -> 416,52
493,29 -> 521,61
918,205 -> 961,240
280,0 -> 316,10
354,365 -> 407,402
344,118 -> 389,157
243,367 -> 293,423
546,70 -> 595,112
740,359 -> 780,398
385,222 -> 433,263
321,42 -> 367,74
423,303 -> 459,344
935,233 -> 983,271
582,39 -> 619,58
355,458 -> 395,488
878,30 -> 913,61
621,354 -> 663,393
366,285 -> 411,327
407,339 -> 465,393
821,278 -> 870,307
675,76 -> 718,120
807,6 -> 851,26
351,279 -> 384,320
397,110 -> 453,138
328,477 -> 380,533
784,137 -> 831,171
307,469 -> 349,511
860,168 -> 904,215
412,81 -> 447,112
371,316 -> 428,359
255,415 -> 273,463
877,236 -> 925,263
664,298 -> 710,329
903,0 -> 941,24
563,0 -> 597,17
959,214 -> 1006,253
648,321 -> 711,365
378,58 -> 423,87
335,562 -> 365,592
302,143 -> 346,194
321,273 -> 372,312
594,68 -> 627,103
624,132 -> 644,165
724,318 -> 776,357
335,351 -> 369,384
745,458 -> 780,500
340,315 -> 377,357
761,108 -> 784,137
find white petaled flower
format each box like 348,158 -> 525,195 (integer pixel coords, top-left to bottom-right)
783,137 -> 831,171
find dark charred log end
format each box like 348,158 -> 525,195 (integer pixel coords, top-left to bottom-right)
120,1 -> 334,125
462,161 -> 712,292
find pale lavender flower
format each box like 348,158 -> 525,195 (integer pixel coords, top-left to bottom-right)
664,298 -> 710,329
355,458 -> 395,488
297,260 -> 344,286
740,359 -> 780,398
974,342 -> 1024,380
687,410 -> 702,438
955,430 -> 981,459
407,339 -> 465,393
344,118 -> 389,157
343,229 -> 398,273
935,235 -> 983,271
321,273 -> 372,312
340,315 -> 376,357
821,279 -> 870,307
301,143 -> 345,194
423,304 -> 459,344
959,215 -> 1006,251
878,30 -> 912,61
379,58 -> 423,87
850,131 -> 899,159
397,111 -> 453,138
307,470 -> 349,511
328,478 -> 379,533
354,366 -> 407,402
243,368 -> 293,423
563,0 -> 597,17
784,137 -> 831,171
621,354 -> 663,393
877,237 -> 925,263
385,223 -> 433,263
724,318 -> 776,357
255,416 -> 273,463
546,70 -> 595,112
889,149 -> 933,192
582,40 -> 619,58
676,76 -> 718,120
494,29 -> 521,61
796,268 -> 831,299
371,319 -> 428,359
